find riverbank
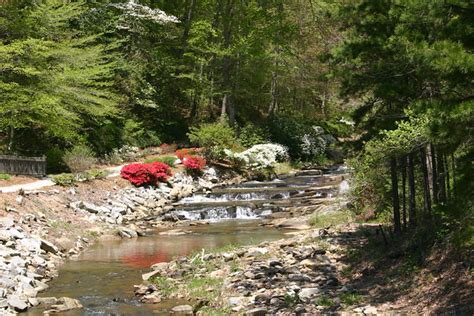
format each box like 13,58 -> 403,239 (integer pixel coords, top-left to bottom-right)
134,220 -> 473,315
0,166 -> 240,314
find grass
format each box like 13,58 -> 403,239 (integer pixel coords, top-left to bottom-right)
144,156 -> 176,167
315,295 -> 334,307
48,220 -> 72,230
308,209 -> 354,228
339,292 -> 363,306
152,276 -> 176,297
187,277 -> 223,300
0,173 -> 11,181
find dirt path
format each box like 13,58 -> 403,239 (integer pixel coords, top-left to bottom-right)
0,165 -> 124,194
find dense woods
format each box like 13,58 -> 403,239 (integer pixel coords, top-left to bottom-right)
0,0 -> 472,253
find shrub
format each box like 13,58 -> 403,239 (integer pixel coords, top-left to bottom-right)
83,168 -> 108,180
63,145 -> 96,174
46,147 -> 67,173
144,156 -> 177,167
175,148 -> 202,160
52,173 -> 76,186
238,123 -> 270,148
104,145 -> 141,164
226,143 -> 289,171
0,173 -> 11,181
187,121 -> 237,160
183,156 -> 206,176
120,162 -> 171,186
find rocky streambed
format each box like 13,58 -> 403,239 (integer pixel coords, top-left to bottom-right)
133,224 -> 381,315
1,165 -> 350,314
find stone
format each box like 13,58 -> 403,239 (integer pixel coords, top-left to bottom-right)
39,239 -> 59,254
158,229 -> 190,236
299,288 -> 319,300
0,217 -> 15,228
142,270 -> 161,281
245,307 -> 267,316
363,305 -> 378,315
246,247 -> 269,257
7,294 -> 28,312
150,262 -> 169,271
141,293 -> 161,304
228,296 -> 245,306
45,297 -> 83,313
171,304 -> 193,314
0,298 -> 8,308
118,228 -> 138,239
8,228 -> 25,239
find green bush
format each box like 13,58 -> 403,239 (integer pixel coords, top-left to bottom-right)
63,145 -> 97,174
238,123 -> 269,148
52,173 -> 76,186
46,147 -> 67,173
0,173 -> 11,181
187,121 -> 237,160
83,168 -> 108,180
144,156 -> 176,167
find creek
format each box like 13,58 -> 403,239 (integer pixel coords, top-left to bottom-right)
24,167 -> 346,315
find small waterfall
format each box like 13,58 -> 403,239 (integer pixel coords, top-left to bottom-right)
236,206 -> 257,219
166,167 -> 345,222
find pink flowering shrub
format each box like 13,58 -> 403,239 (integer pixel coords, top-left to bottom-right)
120,162 -> 171,186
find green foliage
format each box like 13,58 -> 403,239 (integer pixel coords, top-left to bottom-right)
83,168 -> 108,180
238,123 -> 269,148
315,295 -> 334,307
63,145 -> 96,174
122,119 -> 161,148
51,173 -> 76,186
0,1 -> 119,154
339,292 -> 363,306
45,147 -> 67,174
0,173 -> 11,181
144,156 -> 176,167
188,121 -> 237,160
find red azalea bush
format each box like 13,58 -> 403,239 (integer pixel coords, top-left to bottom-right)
175,147 -> 202,160
183,156 -> 206,176
120,162 -> 171,186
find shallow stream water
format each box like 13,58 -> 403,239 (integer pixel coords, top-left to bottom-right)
24,220 -> 291,315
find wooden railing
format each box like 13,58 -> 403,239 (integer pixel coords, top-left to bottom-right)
0,155 -> 47,177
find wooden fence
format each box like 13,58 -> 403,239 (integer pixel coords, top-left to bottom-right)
0,155 -> 47,177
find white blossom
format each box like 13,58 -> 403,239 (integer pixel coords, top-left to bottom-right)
111,0 -> 179,31
226,143 -> 288,170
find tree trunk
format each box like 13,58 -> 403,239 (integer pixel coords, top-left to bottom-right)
451,153 -> 456,195
401,157 -> 407,230
220,0 -> 235,125
445,154 -> 451,200
408,152 -> 416,228
420,146 -> 432,218
390,157 -> 401,233
181,0 -> 197,48
430,144 -> 439,204
438,152 -> 447,203
8,125 -> 14,152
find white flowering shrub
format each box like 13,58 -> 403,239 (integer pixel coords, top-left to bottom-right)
104,145 -> 141,164
112,1 -> 179,31
225,143 -> 288,171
